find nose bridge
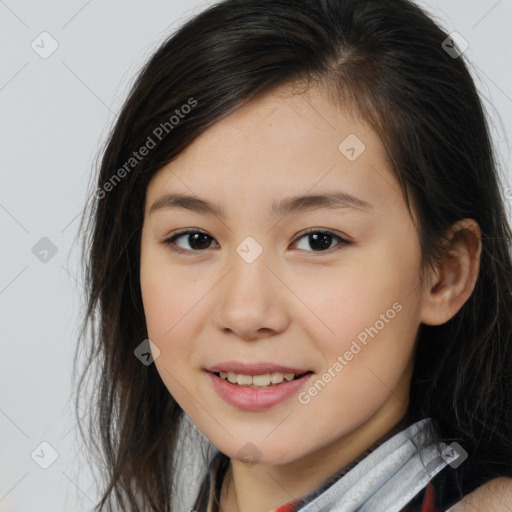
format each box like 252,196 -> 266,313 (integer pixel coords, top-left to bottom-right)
225,234 -> 271,304
214,234 -> 289,338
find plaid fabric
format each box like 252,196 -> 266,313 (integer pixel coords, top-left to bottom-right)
261,480 -> 441,512
196,453 -> 462,512
251,476 -> 459,512
400,482 -> 439,512
193,419 -> 470,511
274,501 -> 302,512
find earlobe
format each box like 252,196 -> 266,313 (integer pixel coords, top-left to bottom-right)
419,218 -> 482,326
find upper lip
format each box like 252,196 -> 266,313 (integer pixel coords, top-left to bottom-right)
206,361 -> 311,375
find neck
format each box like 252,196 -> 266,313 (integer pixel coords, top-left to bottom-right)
219,401 -> 409,512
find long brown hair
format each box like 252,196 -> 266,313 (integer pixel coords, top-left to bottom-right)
74,0 -> 512,510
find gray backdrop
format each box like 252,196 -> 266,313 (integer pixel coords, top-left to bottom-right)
1,0 -> 511,511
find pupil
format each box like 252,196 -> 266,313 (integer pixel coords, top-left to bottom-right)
310,233 -> 332,251
189,233 -> 211,250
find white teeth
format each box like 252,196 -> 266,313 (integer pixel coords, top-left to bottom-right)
236,374 -> 253,386
252,374 -> 271,386
271,373 -> 284,384
217,371 -> 303,387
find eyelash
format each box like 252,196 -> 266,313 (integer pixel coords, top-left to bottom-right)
161,228 -> 352,255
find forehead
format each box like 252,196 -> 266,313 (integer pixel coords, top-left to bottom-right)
145,83 -> 403,216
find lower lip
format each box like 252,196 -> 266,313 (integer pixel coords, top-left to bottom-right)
206,371 -> 314,411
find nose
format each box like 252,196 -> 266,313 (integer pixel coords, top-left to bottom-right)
212,244 -> 291,341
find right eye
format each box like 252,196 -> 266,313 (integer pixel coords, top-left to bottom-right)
162,229 -> 219,254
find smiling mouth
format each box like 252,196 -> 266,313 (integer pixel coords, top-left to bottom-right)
212,370 -> 313,388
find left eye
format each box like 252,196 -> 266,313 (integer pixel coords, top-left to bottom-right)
162,229 -> 351,254
293,230 -> 350,252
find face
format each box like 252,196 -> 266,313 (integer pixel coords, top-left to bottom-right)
140,82 -> 426,466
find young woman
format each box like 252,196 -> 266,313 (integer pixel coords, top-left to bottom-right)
74,0 -> 512,510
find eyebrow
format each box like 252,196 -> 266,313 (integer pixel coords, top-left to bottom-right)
149,191 -> 374,218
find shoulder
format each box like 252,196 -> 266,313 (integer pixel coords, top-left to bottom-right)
446,477 -> 512,511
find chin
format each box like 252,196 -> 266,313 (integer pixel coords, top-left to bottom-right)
211,436 -> 306,467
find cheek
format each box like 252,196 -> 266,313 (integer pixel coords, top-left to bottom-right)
291,261 -> 409,343
140,246 -> 197,338
140,273 -> 175,340
140,262 -> 204,406
290,242 -> 420,375
140,260 -> 197,383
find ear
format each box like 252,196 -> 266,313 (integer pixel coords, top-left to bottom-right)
419,218 -> 482,326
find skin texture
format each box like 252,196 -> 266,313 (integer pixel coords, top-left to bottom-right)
139,83 -> 484,512
447,477 -> 512,511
